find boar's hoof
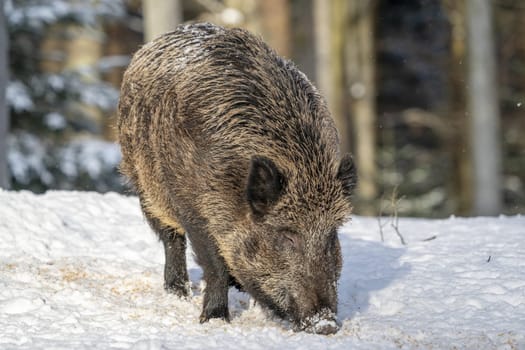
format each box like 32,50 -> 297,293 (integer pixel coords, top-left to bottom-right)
164,281 -> 191,298
296,309 -> 340,335
199,305 -> 230,324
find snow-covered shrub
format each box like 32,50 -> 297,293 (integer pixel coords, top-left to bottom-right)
5,0 -> 129,193
8,132 -> 123,192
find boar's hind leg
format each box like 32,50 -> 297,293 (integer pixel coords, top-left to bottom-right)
159,225 -> 190,297
141,207 -> 190,297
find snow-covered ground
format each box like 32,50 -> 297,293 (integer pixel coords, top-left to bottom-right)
0,190 -> 523,349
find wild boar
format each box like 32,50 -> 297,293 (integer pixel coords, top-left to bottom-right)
117,22 -> 357,334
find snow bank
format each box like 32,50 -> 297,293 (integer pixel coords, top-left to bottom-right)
0,190 -> 523,349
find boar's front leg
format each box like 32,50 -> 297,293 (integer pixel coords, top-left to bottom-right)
195,243 -> 230,323
186,226 -> 230,323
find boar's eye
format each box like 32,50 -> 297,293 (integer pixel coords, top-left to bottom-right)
278,229 -> 303,251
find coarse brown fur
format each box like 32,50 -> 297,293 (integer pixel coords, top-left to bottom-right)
117,22 -> 357,334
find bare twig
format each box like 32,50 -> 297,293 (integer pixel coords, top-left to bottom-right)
391,219 -> 406,245
389,186 -> 406,245
377,217 -> 384,242
377,196 -> 388,242
376,186 -> 407,245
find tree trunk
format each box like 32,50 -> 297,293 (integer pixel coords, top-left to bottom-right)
142,0 -> 182,43
0,0 -> 10,189
346,0 -> 378,212
313,0 -> 350,154
258,0 -> 291,57
442,0 -> 473,215
466,0 -> 502,215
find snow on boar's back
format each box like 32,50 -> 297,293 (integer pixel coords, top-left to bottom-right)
117,22 -> 357,335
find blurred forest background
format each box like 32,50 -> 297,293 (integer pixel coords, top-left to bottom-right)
0,0 -> 524,218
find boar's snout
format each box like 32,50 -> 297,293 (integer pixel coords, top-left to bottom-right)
287,278 -> 340,334
295,308 -> 340,335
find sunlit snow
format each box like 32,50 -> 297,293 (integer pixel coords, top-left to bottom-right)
0,191 -> 523,349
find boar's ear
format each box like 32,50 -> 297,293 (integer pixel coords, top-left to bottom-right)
337,154 -> 357,197
247,156 -> 285,217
